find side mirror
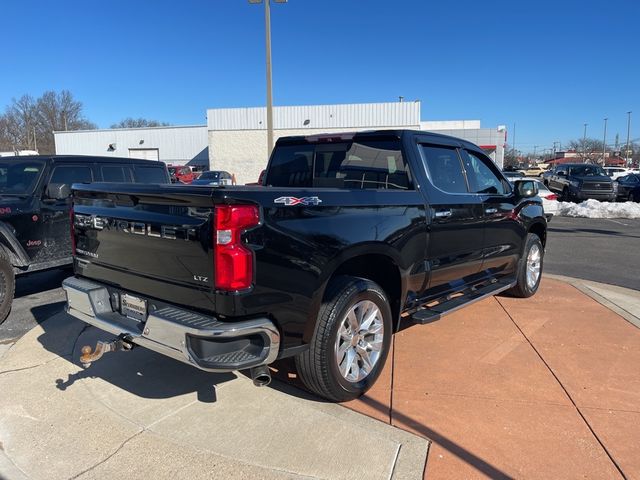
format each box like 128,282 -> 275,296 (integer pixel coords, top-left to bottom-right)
514,180 -> 538,198
45,183 -> 71,200
557,171 -> 566,177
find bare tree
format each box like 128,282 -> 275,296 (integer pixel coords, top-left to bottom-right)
110,118 -> 170,129
35,90 -> 96,153
0,90 -> 95,154
566,138 -> 605,163
503,145 -> 522,168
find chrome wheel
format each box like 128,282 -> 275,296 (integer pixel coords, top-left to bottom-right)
334,300 -> 384,383
526,243 -> 542,290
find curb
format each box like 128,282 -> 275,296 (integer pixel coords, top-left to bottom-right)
544,273 -> 640,329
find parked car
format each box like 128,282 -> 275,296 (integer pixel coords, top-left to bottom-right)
521,164 -> 550,177
191,170 -> 234,186
615,173 -> 640,202
546,163 -> 616,202
64,130 -> 546,402
503,170 -> 525,179
604,167 -> 637,181
0,155 -> 170,324
168,165 -> 197,184
518,177 -> 558,219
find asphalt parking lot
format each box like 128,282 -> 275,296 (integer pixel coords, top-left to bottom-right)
545,217 -> 640,290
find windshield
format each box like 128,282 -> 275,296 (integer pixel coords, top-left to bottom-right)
0,160 -> 45,195
569,165 -> 605,176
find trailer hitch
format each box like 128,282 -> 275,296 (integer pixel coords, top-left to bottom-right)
80,336 -> 134,368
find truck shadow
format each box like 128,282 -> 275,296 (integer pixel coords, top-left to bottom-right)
31,303 -> 235,402
268,359 -> 513,479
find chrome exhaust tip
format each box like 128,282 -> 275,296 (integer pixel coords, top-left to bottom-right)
250,366 -> 271,387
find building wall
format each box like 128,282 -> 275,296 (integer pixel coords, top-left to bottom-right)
54,125 -> 209,166
420,120 -> 481,130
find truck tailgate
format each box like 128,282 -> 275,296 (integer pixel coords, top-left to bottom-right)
72,184 -> 220,310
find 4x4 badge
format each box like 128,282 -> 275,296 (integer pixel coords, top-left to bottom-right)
274,196 -> 323,206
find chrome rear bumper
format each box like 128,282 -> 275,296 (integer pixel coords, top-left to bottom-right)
62,276 -> 280,372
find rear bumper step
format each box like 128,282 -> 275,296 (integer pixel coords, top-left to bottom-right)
411,279 -> 516,324
62,276 -> 280,372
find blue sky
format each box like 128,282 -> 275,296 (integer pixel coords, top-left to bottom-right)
2,0 -> 638,152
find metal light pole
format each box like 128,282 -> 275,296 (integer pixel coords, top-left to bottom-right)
249,0 -> 287,158
625,111 -> 632,166
602,118 -> 608,166
583,123 -> 588,161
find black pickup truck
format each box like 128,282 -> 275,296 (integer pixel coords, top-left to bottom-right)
63,130 -> 546,402
546,163 -> 616,202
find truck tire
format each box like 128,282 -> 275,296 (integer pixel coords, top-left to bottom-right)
508,233 -> 543,298
0,249 -> 15,325
295,276 -> 392,402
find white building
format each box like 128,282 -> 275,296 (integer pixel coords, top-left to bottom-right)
54,125 -> 209,166
208,103 -> 507,184
208,102 -> 421,184
53,102 -> 507,184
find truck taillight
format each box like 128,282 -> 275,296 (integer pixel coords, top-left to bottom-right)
70,205 -> 76,256
214,204 -> 260,291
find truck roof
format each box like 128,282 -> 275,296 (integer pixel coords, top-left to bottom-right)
276,129 -> 481,150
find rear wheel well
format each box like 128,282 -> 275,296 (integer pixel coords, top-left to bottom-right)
329,254 -> 402,330
529,222 -> 547,247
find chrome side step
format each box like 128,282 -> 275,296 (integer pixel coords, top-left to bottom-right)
411,279 -> 516,325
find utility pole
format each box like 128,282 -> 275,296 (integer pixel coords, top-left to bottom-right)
512,123 -> 516,163
583,123 -> 588,161
249,0 -> 287,158
603,117 -> 608,166
626,111 -> 632,166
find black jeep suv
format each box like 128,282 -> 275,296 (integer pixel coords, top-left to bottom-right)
0,155 -> 169,323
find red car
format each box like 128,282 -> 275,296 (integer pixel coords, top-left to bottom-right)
168,166 -> 197,184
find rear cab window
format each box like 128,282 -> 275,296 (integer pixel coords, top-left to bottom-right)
266,138 -> 412,190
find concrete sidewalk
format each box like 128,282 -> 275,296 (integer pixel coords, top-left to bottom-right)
2,276 -> 639,479
343,277 -> 640,479
0,313 -> 428,480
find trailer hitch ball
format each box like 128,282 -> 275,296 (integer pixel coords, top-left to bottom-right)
80,338 -> 133,368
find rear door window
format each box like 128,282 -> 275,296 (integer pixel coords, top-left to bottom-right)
133,166 -> 169,183
420,145 -> 467,194
101,165 -> 133,182
50,165 -> 93,185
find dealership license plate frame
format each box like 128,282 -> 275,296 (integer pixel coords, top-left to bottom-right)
121,293 -> 148,322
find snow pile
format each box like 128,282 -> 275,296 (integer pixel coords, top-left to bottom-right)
554,199 -> 640,219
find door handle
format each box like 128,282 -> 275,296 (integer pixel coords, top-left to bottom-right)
485,208 -> 498,214
434,209 -> 452,218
